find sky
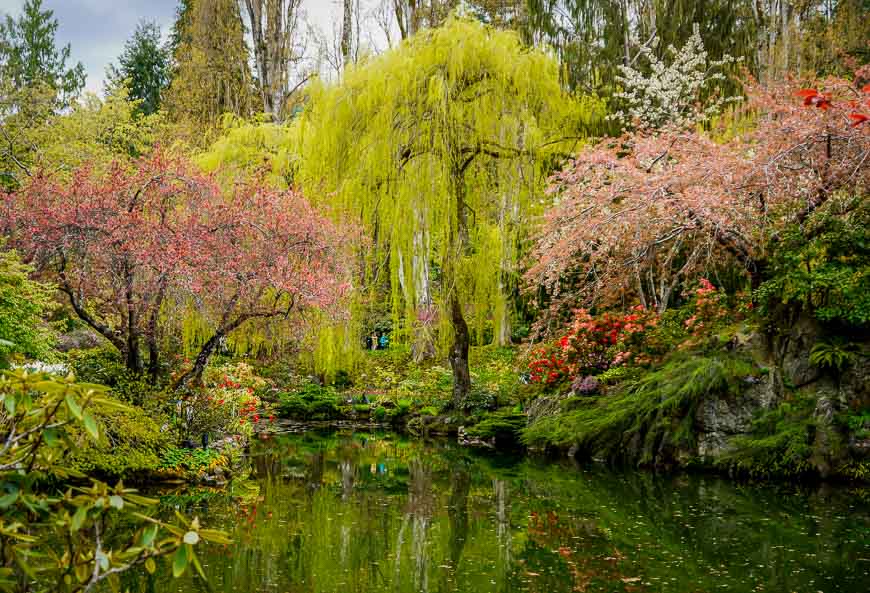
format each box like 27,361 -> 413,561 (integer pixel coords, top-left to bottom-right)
0,0 -> 351,94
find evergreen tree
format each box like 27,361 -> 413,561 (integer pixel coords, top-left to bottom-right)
164,0 -> 254,140
107,21 -> 170,116
0,0 -> 85,106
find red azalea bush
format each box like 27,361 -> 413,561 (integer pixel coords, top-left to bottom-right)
527,344 -> 571,385
527,305 -> 659,385
683,278 -> 730,335
175,362 -> 277,441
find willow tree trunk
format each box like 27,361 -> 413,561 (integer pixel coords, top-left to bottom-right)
448,166 -> 472,407
412,214 -> 436,360
448,294 -> 471,405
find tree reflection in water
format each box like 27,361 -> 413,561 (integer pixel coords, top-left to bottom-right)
133,430 -> 870,593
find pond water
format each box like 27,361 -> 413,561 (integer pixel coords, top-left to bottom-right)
131,430 -> 870,593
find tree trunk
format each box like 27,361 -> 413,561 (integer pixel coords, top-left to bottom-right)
448,167 -> 471,407
448,294 -> 471,407
147,280 -> 166,382
173,331 -> 223,391
124,262 -> 144,374
412,219 -> 436,360
341,0 -> 354,67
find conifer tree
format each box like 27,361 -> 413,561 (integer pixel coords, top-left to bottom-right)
0,0 -> 85,106
164,0 -> 254,139
107,21 -> 170,116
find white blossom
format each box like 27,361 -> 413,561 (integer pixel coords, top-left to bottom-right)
610,24 -> 741,131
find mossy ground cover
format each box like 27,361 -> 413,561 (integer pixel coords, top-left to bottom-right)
522,351 -> 759,465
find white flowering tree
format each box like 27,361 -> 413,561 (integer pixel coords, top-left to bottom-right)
610,25 -> 739,131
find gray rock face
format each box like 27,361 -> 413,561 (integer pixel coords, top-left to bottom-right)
695,392 -> 756,459
778,314 -> 823,388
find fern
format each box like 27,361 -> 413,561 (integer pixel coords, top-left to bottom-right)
809,339 -> 860,371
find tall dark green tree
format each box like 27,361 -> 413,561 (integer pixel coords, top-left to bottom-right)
165,0 -> 254,140
107,21 -> 171,115
0,0 -> 85,105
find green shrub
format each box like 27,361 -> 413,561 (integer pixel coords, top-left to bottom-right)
67,400 -> 171,478
809,338 -> 861,372
277,394 -> 311,418
458,386 -> 497,415
308,397 -> 340,419
373,405 -> 387,421
66,346 -> 156,405
466,408 -> 526,446
158,447 -> 226,477
277,382 -> 342,419
756,197 -> 870,327
0,245 -> 55,363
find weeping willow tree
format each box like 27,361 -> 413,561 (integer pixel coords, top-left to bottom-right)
298,16 -> 601,405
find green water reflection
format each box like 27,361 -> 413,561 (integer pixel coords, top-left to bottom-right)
136,430 -> 870,592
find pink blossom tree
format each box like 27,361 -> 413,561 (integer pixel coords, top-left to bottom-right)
527,76 -> 870,326
2,152 -> 349,384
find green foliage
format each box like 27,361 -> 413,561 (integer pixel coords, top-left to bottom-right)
469,347 -> 521,403
67,403 -> 171,478
718,393 -> 818,478
839,408 -> 870,440
465,407 -> 526,445
595,365 -> 641,386
756,196 -> 870,327
808,338 -> 862,372
458,386 -> 497,415
523,352 -> 757,464
163,0 -> 254,141
297,15 -> 602,373
277,384 -> 342,420
32,85 -> 167,169
0,0 -> 85,105
0,245 -> 54,362
106,20 -> 170,115
158,447 -> 226,477
0,370 -> 228,591
66,346 -> 156,405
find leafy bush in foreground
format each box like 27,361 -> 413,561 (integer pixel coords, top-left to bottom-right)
0,370 -> 228,592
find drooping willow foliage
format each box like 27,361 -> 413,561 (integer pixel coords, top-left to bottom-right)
296,16 -> 603,389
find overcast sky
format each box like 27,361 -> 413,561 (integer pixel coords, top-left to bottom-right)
1,0 -> 355,94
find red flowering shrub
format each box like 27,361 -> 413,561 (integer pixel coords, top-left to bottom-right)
176,362 -> 276,441
527,343 -> 571,385
528,305 -> 659,384
683,279 -> 731,336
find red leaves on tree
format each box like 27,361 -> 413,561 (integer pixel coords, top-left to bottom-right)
795,88 -> 832,109
1,151 -> 351,372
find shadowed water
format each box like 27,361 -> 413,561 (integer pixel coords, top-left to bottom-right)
128,430 -> 870,592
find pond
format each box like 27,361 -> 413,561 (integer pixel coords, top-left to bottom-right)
130,430 -> 870,593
